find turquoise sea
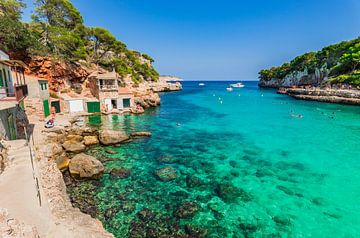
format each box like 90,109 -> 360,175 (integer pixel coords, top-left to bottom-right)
68,81 -> 360,237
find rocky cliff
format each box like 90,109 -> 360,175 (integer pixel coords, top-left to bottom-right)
25,57 -> 92,92
258,65 -> 329,88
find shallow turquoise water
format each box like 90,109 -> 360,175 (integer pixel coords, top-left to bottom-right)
72,81 -> 360,237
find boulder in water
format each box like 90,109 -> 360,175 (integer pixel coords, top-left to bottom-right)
69,153 -> 104,179
99,130 -> 129,145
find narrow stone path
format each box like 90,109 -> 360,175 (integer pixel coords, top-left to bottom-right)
0,139 -> 56,237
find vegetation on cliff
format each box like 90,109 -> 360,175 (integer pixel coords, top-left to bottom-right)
0,0 -> 159,82
259,37 -> 360,86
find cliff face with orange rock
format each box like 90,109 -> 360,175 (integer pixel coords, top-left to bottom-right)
25,57 -> 91,92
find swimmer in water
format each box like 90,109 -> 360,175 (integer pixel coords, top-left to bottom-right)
176,123 -> 181,126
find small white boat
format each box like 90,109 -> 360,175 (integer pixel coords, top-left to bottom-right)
199,83 -> 205,86
230,82 -> 245,88
226,87 -> 233,91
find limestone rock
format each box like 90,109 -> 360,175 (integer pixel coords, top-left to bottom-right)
69,153 -> 104,179
56,156 -> 70,172
66,134 -> 83,142
99,130 -> 129,145
42,142 -> 64,158
153,166 -> 177,182
62,140 -> 85,153
84,136 -> 99,146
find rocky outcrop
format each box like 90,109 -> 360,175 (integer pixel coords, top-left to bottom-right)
134,93 -> 161,108
69,153 -> 104,179
98,130 -> 129,145
279,87 -> 360,105
150,81 -> 182,92
153,166 -> 177,182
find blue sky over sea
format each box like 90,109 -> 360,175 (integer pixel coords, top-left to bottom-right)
22,0 -> 360,80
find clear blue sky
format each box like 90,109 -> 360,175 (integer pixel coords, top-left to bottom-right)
22,0 -> 360,80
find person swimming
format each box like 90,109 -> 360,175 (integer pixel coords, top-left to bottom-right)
176,123 -> 181,126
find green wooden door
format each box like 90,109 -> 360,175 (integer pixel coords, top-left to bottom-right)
7,114 -> 16,140
43,100 -> 50,117
87,102 -> 100,113
123,98 -> 131,108
51,101 -> 61,113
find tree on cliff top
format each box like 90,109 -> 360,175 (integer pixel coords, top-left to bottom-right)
32,0 -> 87,60
0,0 -> 40,57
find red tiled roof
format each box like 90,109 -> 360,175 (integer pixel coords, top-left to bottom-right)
118,87 -> 132,94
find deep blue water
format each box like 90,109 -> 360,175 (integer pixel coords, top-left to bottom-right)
72,81 -> 360,237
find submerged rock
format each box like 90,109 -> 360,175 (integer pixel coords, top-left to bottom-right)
99,130 -> 129,145
110,168 -> 131,179
184,224 -> 208,237
174,202 -> 199,219
137,208 -> 154,222
105,207 -> 120,220
215,183 -> 253,203
186,175 -> 203,188
273,215 -> 292,226
153,166 -> 177,181
62,140 -> 85,153
105,149 -> 117,154
157,155 -> 177,164
276,185 -> 294,196
69,153 -> 104,179
121,201 -> 136,214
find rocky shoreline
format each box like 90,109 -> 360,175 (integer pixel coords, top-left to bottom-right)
277,87 -> 360,105
38,115 -> 156,237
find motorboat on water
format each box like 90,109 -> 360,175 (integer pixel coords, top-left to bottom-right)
226,87 -> 233,91
199,83 -> 205,86
230,82 -> 245,88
